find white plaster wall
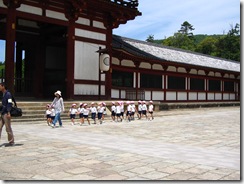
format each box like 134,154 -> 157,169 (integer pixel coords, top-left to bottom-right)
230,94 -> 235,100
74,84 -> 99,95
46,10 -> 66,21
198,92 -> 206,100
208,71 -> 215,77
215,93 -> 222,100
178,67 -> 186,73
189,69 -> 198,75
76,17 -> 90,26
139,62 -> 151,69
178,92 -> 187,100
112,57 -> 120,65
145,91 -> 151,100
198,70 -> 205,75
101,85 -> 105,95
215,72 -> 221,77
223,93 -> 229,100
17,4 -> 42,15
112,89 -> 119,99
208,93 -> 215,100
166,92 -> 176,101
229,74 -> 235,79
152,64 -> 163,70
121,60 -> 135,67
167,66 -> 176,72
189,92 -> 197,100
121,90 -> 126,99
152,91 -> 164,101
75,41 -> 104,80
0,1 -> 4,7
75,29 -> 106,41
93,21 -> 106,29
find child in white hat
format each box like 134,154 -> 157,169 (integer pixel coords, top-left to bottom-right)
68,103 -> 78,125
148,101 -> 154,121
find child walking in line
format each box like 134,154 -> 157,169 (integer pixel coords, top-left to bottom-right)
83,104 -> 90,125
120,101 -> 125,119
131,101 -> 136,120
125,101 -> 132,122
148,100 -> 154,121
111,101 -> 116,122
137,100 -> 142,120
68,104 -> 78,125
102,102 -> 107,123
115,101 -> 123,122
90,102 -> 97,124
50,105 -> 56,125
141,101 -> 148,120
78,103 -> 84,125
97,102 -> 105,124
45,104 -> 52,126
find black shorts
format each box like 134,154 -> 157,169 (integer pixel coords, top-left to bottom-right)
116,113 -> 121,117
126,111 -> 131,116
91,113 -> 96,120
46,115 -> 51,119
111,111 -> 116,116
138,111 -> 142,115
83,115 -> 88,118
142,110 -> 147,115
98,112 -> 103,120
70,114 -> 76,119
79,113 -> 84,118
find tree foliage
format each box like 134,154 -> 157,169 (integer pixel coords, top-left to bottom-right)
147,22 -> 240,62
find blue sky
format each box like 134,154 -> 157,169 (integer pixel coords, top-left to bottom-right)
0,0 -> 241,62
113,0 -> 240,40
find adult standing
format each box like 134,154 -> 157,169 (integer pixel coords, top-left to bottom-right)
0,82 -> 14,146
51,90 -> 65,128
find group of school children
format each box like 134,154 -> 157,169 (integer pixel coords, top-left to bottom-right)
45,100 -> 154,126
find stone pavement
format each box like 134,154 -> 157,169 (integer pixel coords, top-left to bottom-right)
0,106 -> 240,181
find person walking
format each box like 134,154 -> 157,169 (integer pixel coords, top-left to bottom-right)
51,90 -> 65,128
0,82 -> 14,146
68,103 -> 78,125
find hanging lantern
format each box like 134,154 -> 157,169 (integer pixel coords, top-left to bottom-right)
99,54 -> 110,72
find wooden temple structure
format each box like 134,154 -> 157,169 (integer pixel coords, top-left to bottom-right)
0,0 -> 240,102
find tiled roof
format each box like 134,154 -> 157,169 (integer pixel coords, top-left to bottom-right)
112,35 -> 240,73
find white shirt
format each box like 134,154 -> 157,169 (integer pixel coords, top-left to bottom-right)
69,108 -> 78,115
142,104 -> 147,111
90,106 -> 97,113
138,104 -> 142,111
116,105 -> 121,114
83,108 -> 90,115
111,105 -> 116,112
78,107 -> 84,114
148,105 -> 154,112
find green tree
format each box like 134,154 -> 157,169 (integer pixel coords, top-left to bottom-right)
215,23 -> 240,61
178,21 -> 195,37
195,36 -> 218,56
146,34 -> 155,42
162,32 -> 195,51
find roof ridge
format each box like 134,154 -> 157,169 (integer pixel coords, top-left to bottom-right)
113,34 -> 239,64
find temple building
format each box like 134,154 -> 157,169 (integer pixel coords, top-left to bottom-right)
0,0 -> 240,102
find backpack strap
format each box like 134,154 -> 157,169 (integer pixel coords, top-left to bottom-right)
11,94 -> 17,107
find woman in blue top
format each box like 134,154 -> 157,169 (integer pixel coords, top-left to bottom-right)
0,82 -> 14,146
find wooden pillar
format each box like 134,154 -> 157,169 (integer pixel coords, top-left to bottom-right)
15,42 -> 23,93
105,28 -> 113,100
5,5 -> 16,93
66,20 -> 75,99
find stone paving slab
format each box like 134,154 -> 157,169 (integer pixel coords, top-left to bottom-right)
0,106 -> 240,181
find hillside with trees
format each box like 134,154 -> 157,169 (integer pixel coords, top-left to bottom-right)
146,21 -> 240,62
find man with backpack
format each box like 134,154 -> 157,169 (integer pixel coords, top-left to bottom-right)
0,82 -> 14,146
